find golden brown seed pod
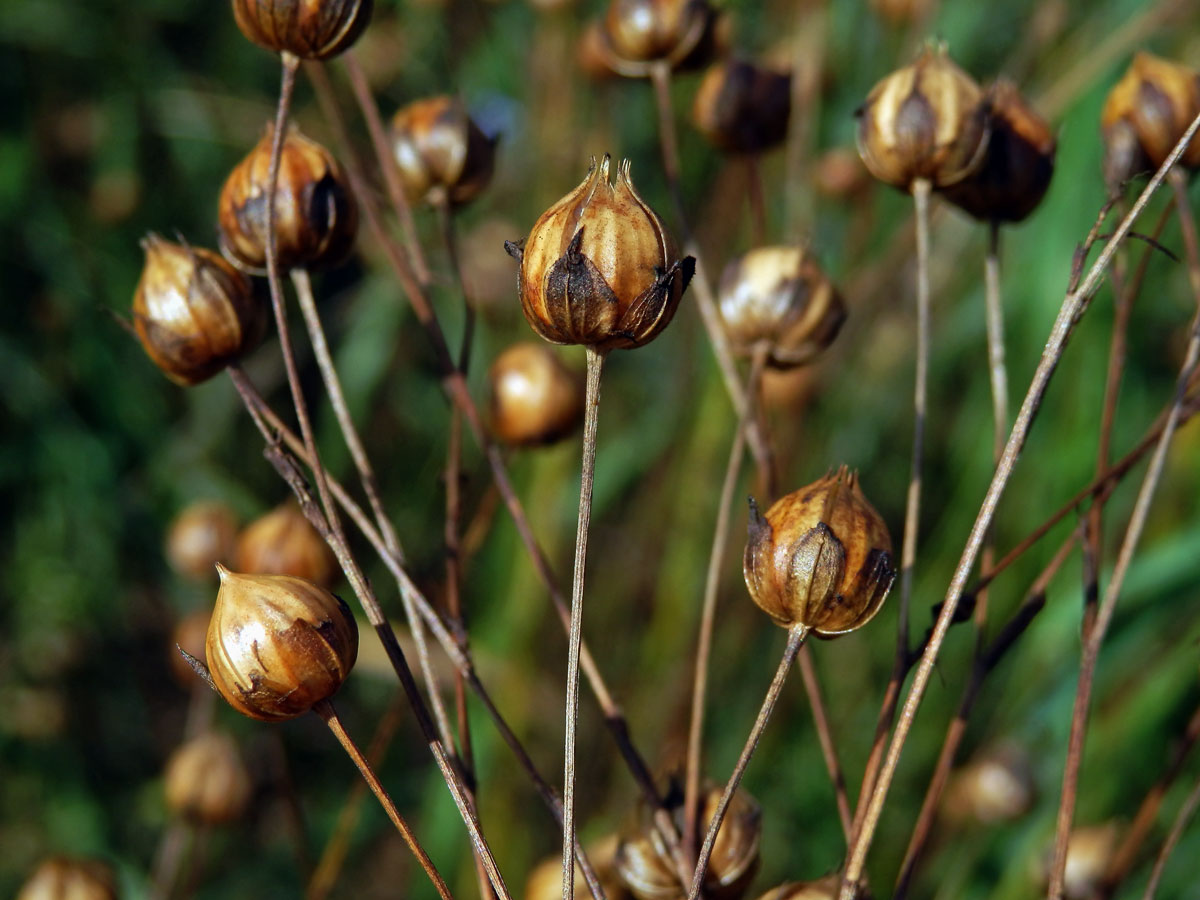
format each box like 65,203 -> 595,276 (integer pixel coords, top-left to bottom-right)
166,501 -> 239,580
205,565 -> 358,721
855,44 -> 990,191
1101,51 -> 1200,193
603,0 -> 709,67
164,731 -> 253,825
744,467 -> 895,635
488,342 -> 585,447
754,876 -> 872,900
16,857 -> 117,900
868,0 -> 933,25
507,155 -> 694,352
231,0 -> 373,60
943,80 -> 1056,224
218,124 -> 357,274
692,59 -> 791,154
943,743 -> 1035,825
1036,822 -> 1120,900
525,834 -> 630,900
615,785 -> 760,900
717,246 -> 846,369
235,501 -> 340,588
170,607 -> 213,687
389,96 -> 497,207
132,234 -> 264,386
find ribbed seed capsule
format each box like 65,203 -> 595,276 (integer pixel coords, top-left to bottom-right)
133,234 -> 265,386
1101,51 -> 1200,194
218,124 -> 357,274
856,44 -> 990,191
615,785 -> 761,900
744,467 -> 895,635
205,565 -> 358,721
718,246 -> 846,368
507,155 -> 694,351
16,858 -> 117,900
164,731 -> 253,825
231,0 -> 373,60
488,342 -> 585,447
390,96 -> 497,207
692,59 -> 791,154
943,80 -> 1056,223
235,501 -> 340,589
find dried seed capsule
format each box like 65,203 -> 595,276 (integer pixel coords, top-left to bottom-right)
1101,51 -> 1200,194
717,246 -> 846,368
692,59 -> 791,154
235,501 -> 339,589
218,124 -> 357,274
166,501 -> 238,580
943,80 -> 1056,223
390,96 -> 497,207
525,835 -> 630,900
205,565 -> 358,721
133,234 -> 265,386
754,876 -> 872,900
856,44 -> 990,191
16,858 -> 117,900
164,731 -> 253,825
506,155 -> 694,351
231,0 -> 372,60
170,607 -> 213,687
744,467 -> 895,635
603,0 -> 710,66
943,743 -> 1035,825
488,342 -> 585,447
615,785 -> 760,900
1037,822 -> 1120,900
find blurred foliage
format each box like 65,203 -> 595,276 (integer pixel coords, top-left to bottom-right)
3,0 -> 1200,897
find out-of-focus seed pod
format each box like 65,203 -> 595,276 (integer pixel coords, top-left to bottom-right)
132,234 -> 265,386
868,0 -> 932,25
218,124 -> 357,274
231,0 -> 373,60
525,834 -> 630,900
579,19 -> 622,80
692,59 -> 791,154
1036,822 -> 1120,900
943,744 -> 1036,824
615,785 -> 761,900
170,608 -> 213,687
744,467 -> 895,636
206,565 -> 358,721
813,148 -> 873,200
1101,51 -> 1200,195
164,731 -> 253,825
235,502 -> 340,589
390,96 -> 497,207
943,80 -> 1056,223
506,155 -> 694,352
754,876 -> 872,900
166,501 -> 239,580
718,246 -> 845,368
603,0 -> 710,67
855,44 -> 990,191
16,857 -> 117,900
488,342 -> 585,447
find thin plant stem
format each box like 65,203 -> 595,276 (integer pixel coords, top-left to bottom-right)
797,646 -> 853,844
1139,768 -> 1200,900
838,110 -> 1200,900
563,347 -> 606,900
341,51 -> 430,286
313,700 -> 454,900
687,625 -> 810,900
148,820 -> 192,900
1046,165 -> 1200,900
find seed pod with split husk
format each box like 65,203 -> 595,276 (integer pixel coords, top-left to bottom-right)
943,80 -> 1056,224
164,731 -> 253,825
205,565 -> 358,721
744,467 -> 895,635
856,43 -> 990,191
390,96 -> 497,207
488,342 -> 585,447
231,0 -> 372,60
692,59 -> 791,154
133,234 -> 265,386
1101,51 -> 1200,195
16,858 -> 117,900
235,501 -> 339,589
218,124 -> 357,274
718,246 -> 846,368
507,155 -> 694,352
166,500 -> 239,580
615,784 -> 761,900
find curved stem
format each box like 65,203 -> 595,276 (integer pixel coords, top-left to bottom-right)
1139,769 -> 1200,900
563,347 -> 606,900
314,700 -> 454,900
687,625 -> 810,900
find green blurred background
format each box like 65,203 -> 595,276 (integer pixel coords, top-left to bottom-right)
3,0 -> 1200,897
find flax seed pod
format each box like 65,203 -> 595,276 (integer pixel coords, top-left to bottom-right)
166,501 -> 238,580
692,59 -> 791,154
390,96 -> 497,207
231,0 -> 372,60
164,731 -> 253,825
488,342 -> 585,447
235,501 -> 339,589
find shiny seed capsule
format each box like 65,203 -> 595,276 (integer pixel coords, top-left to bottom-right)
231,0 -> 373,60
390,96 -> 497,207
235,502 -> 340,589
488,342 -> 585,447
